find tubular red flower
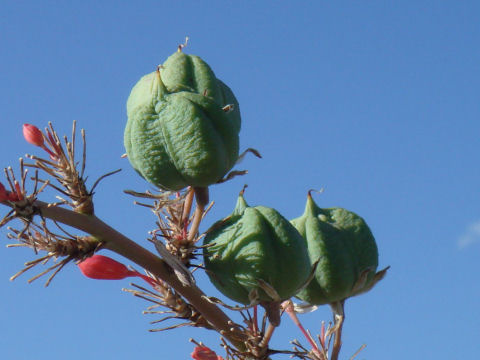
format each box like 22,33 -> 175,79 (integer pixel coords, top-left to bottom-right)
23,124 -> 45,147
78,255 -> 133,280
191,346 -> 219,360
78,254 -> 158,287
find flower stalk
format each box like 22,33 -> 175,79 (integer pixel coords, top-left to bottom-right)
32,199 -> 248,349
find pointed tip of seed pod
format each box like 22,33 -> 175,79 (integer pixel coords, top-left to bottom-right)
178,36 -> 189,52
233,188 -> 249,216
307,188 -> 324,198
239,184 -> 248,196
153,66 -> 167,96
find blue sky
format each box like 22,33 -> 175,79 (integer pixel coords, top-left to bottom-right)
1,1 -> 479,359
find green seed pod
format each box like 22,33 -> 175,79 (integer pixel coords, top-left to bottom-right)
203,193 -> 312,305
124,50 -> 240,191
291,194 -> 379,305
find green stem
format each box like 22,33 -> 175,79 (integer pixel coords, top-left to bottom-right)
187,187 -> 209,241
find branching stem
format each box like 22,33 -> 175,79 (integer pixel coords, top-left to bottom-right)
33,200 -> 247,350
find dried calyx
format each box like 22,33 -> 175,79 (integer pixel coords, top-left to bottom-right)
7,223 -> 100,286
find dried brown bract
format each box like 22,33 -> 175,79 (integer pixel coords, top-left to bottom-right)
24,121 -> 119,214
124,280 -> 212,332
7,221 -> 100,286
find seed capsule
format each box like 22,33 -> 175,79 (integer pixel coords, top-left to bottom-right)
291,194 -> 379,305
203,192 -> 311,305
124,50 -> 241,191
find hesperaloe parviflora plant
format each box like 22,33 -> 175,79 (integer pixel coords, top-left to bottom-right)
0,39 -> 387,360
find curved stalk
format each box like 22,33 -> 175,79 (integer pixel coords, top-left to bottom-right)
34,200 -> 247,350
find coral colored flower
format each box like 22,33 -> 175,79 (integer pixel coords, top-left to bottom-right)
191,346 -> 219,360
23,124 -> 44,147
78,254 -> 157,286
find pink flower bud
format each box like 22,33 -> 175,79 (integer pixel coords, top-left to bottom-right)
78,255 -> 133,280
23,124 -> 45,147
191,346 -> 219,360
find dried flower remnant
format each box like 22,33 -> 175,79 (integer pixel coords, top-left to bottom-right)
282,300 -> 323,359
124,280 -> 213,332
0,161 -> 49,230
7,224 -> 100,286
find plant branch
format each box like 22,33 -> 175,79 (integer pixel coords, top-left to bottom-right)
31,200 -> 248,349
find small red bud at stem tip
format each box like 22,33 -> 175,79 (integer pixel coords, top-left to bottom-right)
191,346 -> 219,360
22,124 -> 45,147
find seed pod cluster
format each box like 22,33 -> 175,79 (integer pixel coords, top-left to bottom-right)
123,47 -> 384,314
203,193 -> 311,305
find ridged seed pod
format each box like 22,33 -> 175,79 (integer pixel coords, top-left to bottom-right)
203,193 -> 311,306
124,50 -> 241,191
291,194 -> 379,305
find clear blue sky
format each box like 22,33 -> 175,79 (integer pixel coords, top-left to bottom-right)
1,1 -> 479,359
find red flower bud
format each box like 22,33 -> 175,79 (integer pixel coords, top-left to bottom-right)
78,254 -> 158,287
191,346 -> 219,360
0,182 -> 7,202
23,124 -> 45,147
78,255 -> 134,280
7,191 -> 20,202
